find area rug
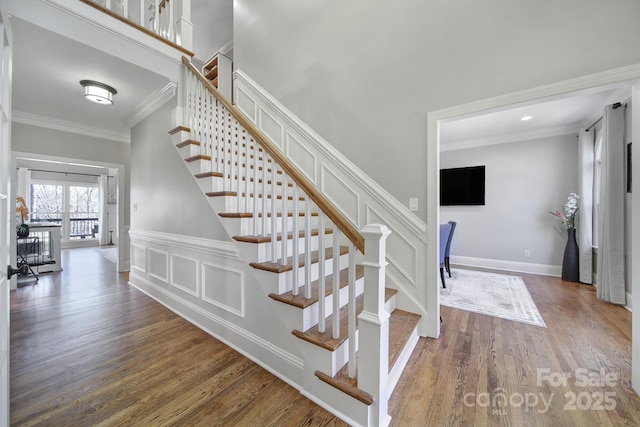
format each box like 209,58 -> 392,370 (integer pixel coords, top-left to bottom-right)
440,269 -> 546,327
99,246 -> 118,264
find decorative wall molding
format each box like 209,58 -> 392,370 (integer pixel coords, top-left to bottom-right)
13,110 -> 130,143
128,81 -> 177,127
450,255 -> 562,277
129,228 -> 238,258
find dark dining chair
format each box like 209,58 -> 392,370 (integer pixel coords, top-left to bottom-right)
444,221 -> 457,278
439,223 -> 452,288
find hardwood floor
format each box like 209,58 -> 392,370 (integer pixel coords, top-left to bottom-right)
10,250 -> 640,426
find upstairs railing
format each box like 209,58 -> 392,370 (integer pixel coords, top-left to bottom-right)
181,57 -> 391,423
80,0 -> 193,54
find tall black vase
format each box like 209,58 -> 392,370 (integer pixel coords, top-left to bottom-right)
562,228 -> 580,282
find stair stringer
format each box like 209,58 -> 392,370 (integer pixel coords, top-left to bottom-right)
168,125 -> 382,426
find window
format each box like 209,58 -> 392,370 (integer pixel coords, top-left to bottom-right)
30,181 -> 100,243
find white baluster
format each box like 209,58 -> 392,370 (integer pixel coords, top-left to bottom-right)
252,141 -> 258,236
153,0 -> 159,33
139,0 -> 144,27
261,154 -> 268,235
332,228 -> 341,339
347,243 -> 356,378
304,198 -> 311,299
281,175 -> 288,266
270,164 -> 278,262
291,184 -> 300,295
317,214 -> 326,333
244,131 -> 249,213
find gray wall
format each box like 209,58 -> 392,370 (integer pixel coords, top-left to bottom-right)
440,134 -> 578,267
11,122 -> 131,230
130,99 -> 230,240
234,0 -> 640,223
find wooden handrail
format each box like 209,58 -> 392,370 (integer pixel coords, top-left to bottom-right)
182,56 -> 365,253
79,0 -> 194,57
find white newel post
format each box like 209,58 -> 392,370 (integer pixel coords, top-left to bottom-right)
174,0 -> 193,50
358,224 -> 392,427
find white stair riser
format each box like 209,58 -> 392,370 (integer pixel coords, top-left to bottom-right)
269,277 -> 365,332
250,252 -> 349,295
186,158 -> 212,175
296,331 -> 359,377
218,215 -> 320,237
177,143 -> 202,158
235,233 -> 333,263
207,194 -> 310,215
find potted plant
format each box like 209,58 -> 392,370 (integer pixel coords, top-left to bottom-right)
16,196 -> 30,238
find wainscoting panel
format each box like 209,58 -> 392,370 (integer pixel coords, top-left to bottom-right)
131,243 -> 146,273
258,107 -> 284,150
320,164 -> 359,228
366,204 -> 418,287
170,254 -> 199,297
235,86 -> 257,122
202,263 -> 245,317
147,248 -> 169,283
285,131 -> 317,184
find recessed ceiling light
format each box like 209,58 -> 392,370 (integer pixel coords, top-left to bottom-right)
521,115 -> 533,121
80,80 -> 117,105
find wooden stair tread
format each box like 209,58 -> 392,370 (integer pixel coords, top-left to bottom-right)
250,246 -> 348,274
168,125 -> 190,135
195,171 -> 223,178
314,308 -> 420,406
388,309 -> 420,370
176,139 -> 200,148
219,212 -> 319,219
234,228 -> 333,245
206,191 -> 237,197
314,371 -> 373,406
185,154 -> 211,162
269,265 -> 363,309
292,288 -> 396,351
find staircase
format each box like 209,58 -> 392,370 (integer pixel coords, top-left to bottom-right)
169,57 -> 421,426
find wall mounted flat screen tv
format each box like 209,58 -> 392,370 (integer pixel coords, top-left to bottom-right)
440,166 -> 485,206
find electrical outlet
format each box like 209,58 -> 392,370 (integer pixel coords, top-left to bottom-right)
409,198 -> 419,212
133,203 -> 138,212
524,249 -> 531,258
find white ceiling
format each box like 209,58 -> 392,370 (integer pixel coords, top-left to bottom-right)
440,81 -> 632,150
11,17 -> 171,142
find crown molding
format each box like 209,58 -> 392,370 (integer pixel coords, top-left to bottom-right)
128,81 -> 177,127
12,111 -> 130,143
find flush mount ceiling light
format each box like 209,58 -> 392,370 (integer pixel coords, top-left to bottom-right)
521,115 -> 533,121
80,80 -> 117,105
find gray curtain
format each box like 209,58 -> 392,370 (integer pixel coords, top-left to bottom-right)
596,104 -> 626,304
577,129 -> 593,284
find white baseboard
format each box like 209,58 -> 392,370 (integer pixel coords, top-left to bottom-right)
451,255 -> 562,277
626,291 -> 633,312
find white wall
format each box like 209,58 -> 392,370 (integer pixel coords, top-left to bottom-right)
129,99 -> 230,240
440,134 -> 578,273
234,0 -> 640,224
